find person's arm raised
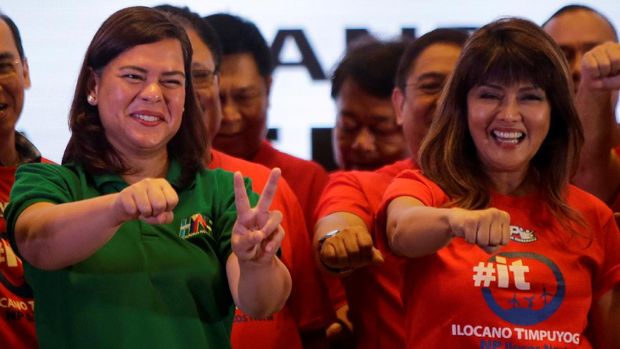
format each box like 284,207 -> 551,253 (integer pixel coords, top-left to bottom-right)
573,42 -> 620,205
14,178 -> 178,270
386,196 -> 511,258
226,168 -> 292,319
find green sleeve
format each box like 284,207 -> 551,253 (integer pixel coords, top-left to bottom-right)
5,163 -> 80,257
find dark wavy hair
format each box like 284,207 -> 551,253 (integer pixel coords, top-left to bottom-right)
419,18 -> 585,233
62,6 -> 207,187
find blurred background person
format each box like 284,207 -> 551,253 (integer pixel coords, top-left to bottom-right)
382,18 -> 620,348
5,7 -> 291,348
330,37 -> 409,171
543,5 -> 620,212
156,5 -> 334,348
204,13 -> 329,236
314,29 -> 468,349
0,11 -> 44,349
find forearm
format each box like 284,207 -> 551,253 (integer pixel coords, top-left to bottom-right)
227,253 -> 292,319
386,196 -> 453,258
574,85 -> 620,203
314,212 -> 367,246
15,194 -> 123,270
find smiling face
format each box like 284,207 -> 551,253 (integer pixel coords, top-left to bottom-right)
0,19 -> 30,137
91,39 -> 186,161
467,81 -> 551,178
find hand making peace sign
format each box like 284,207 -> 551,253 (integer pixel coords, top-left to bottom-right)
232,168 -> 285,264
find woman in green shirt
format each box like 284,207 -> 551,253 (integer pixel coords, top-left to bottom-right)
5,6 -> 291,348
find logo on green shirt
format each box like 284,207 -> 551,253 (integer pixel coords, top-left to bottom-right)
179,213 -> 212,239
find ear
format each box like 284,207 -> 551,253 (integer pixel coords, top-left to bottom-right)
21,58 -> 31,89
392,87 -> 406,126
86,68 -> 100,105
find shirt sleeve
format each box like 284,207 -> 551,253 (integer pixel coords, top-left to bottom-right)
315,171 -> 375,229
5,163 -> 78,256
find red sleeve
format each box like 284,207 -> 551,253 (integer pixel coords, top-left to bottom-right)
314,171 -> 375,229
376,170 -> 450,247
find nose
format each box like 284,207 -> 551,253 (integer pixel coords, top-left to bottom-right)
220,95 -> 242,122
140,81 -> 163,103
498,96 -> 521,122
351,127 -> 377,153
571,53 -> 582,88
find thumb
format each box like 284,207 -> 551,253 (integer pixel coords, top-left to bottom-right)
370,247 -> 384,265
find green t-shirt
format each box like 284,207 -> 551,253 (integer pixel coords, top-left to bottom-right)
5,160 -> 257,349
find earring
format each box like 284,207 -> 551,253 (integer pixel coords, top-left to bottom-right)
87,94 -> 97,105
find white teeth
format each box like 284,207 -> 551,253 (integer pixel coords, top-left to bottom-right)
133,114 -> 159,122
493,130 -> 523,143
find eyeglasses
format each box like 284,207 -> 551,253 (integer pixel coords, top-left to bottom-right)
191,68 -> 216,89
0,59 -> 22,80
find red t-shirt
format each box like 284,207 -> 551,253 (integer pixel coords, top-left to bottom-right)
252,140 -> 329,235
611,145 -> 620,212
0,156 -> 52,349
314,158 -> 414,349
209,150 -> 333,349
380,170 -> 620,348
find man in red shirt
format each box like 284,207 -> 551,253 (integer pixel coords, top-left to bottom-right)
543,5 -> 620,212
0,12 -> 43,349
331,37 -> 409,171
203,13 -> 329,235
314,29 -> 468,348
156,6 -> 334,348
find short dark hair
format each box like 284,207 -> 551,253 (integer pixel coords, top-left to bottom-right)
542,4 -> 618,41
331,36 -> 407,99
203,13 -> 273,77
0,13 -> 26,59
154,4 -> 222,72
395,28 -> 469,92
63,6 -> 207,187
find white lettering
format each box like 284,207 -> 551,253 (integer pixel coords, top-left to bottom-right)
509,260 -> 530,290
451,324 -> 512,339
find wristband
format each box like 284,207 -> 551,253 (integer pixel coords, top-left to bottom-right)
317,229 -> 341,251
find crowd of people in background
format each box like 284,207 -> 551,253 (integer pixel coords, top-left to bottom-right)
0,3 -> 618,349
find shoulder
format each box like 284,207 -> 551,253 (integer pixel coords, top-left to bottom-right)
566,184 -> 614,221
16,162 -> 80,182
376,158 -> 417,177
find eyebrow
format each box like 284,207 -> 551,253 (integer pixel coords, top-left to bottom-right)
119,65 -> 185,77
0,52 -> 17,61
414,72 -> 447,81
479,83 -> 542,92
